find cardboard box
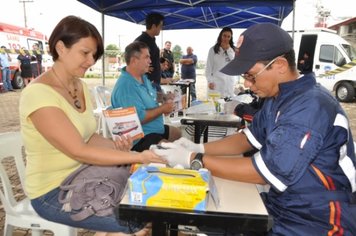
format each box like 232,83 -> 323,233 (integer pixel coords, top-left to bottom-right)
128,166 -> 218,211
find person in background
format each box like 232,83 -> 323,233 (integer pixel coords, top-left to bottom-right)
30,51 -> 39,79
160,41 -> 175,77
32,43 -> 43,75
153,23 -> 356,235
134,12 -> 164,92
17,48 -> 33,86
111,41 -> 181,152
19,15 -> 165,236
0,46 -> 14,92
180,46 -> 197,102
205,27 -> 237,98
159,57 -> 173,85
298,51 -> 313,74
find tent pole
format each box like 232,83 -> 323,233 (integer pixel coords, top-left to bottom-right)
292,0 -> 296,41
101,12 -> 105,86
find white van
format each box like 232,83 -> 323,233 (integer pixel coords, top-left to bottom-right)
291,29 -> 356,102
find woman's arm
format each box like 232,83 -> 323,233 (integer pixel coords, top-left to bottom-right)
205,48 -> 214,83
88,133 -> 133,152
29,106 -> 165,166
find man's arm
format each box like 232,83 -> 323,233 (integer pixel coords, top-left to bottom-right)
204,131 -> 253,156
195,132 -> 264,183
141,102 -> 174,124
180,58 -> 193,65
202,154 -> 266,184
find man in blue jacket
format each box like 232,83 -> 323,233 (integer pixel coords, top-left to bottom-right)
154,23 -> 356,235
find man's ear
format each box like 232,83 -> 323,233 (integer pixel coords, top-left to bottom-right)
276,57 -> 289,74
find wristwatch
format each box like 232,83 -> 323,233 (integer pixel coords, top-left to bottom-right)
190,153 -> 204,170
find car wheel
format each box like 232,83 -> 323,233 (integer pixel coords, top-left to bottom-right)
336,82 -> 355,103
11,71 -> 24,89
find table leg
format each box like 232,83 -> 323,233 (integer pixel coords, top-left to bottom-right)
187,84 -> 191,107
203,126 -> 209,143
151,221 -> 167,236
194,124 -> 202,143
169,224 -> 178,236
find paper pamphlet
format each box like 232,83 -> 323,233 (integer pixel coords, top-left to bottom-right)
103,107 -> 144,141
173,79 -> 195,85
161,85 -> 184,112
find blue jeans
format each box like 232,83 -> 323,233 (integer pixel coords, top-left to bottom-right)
31,187 -> 144,233
1,67 -> 13,90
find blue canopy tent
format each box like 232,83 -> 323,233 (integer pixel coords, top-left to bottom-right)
77,0 -> 295,83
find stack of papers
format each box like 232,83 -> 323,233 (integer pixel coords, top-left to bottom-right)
185,102 -> 216,115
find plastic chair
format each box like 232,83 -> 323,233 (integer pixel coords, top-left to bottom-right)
0,131 -> 77,236
92,85 -> 112,138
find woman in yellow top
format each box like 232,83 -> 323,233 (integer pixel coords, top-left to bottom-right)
19,15 -> 165,236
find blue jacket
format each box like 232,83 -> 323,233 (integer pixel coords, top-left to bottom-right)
245,74 -> 356,235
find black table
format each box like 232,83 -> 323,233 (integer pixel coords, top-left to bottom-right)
116,177 -> 272,236
180,114 -> 241,143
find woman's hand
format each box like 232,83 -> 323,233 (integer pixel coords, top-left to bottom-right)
139,150 -> 167,165
113,135 -> 133,152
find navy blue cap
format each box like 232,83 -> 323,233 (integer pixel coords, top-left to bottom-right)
221,23 -> 293,75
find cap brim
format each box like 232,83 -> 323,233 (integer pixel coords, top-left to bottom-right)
220,57 -> 256,76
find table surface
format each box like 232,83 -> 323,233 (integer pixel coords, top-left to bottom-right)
117,176 -> 271,234
167,113 -> 241,125
181,113 -> 241,124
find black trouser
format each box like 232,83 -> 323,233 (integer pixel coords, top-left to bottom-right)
131,125 -> 169,152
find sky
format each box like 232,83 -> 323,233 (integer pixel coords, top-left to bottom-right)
1,0 -> 355,61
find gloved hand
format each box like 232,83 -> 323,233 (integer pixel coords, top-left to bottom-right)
150,142 -> 192,169
173,137 -> 205,153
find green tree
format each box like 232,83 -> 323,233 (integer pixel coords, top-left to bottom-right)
105,44 -> 120,58
172,45 -> 183,63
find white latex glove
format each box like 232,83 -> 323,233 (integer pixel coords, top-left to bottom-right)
173,137 -> 205,153
151,142 -> 192,169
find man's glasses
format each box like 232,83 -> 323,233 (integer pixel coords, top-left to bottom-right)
241,56 -> 280,84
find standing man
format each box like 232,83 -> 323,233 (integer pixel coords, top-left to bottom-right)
0,46 -> 14,92
180,46 -> 197,102
135,12 -> 164,92
111,41 -> 181,152
161,41 -> 175,77
154,23 -> 356,235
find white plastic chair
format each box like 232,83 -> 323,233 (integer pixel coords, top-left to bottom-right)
92,85 -> 112,138
0,132 -> 77,236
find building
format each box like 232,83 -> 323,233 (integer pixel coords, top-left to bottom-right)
328,17 -> 356,49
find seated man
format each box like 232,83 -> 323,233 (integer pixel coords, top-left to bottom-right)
160,57 -> 173,85
111,41 -> 181,152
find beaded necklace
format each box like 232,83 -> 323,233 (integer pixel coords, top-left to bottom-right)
52,67 -> 82,109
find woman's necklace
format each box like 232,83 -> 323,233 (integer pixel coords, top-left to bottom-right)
51,67 -> 82,109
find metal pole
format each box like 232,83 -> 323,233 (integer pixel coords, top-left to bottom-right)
19,0 -> 33,28
23,1 -> 27,27
101,12 -> 105,86
292,0 -> 295,41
